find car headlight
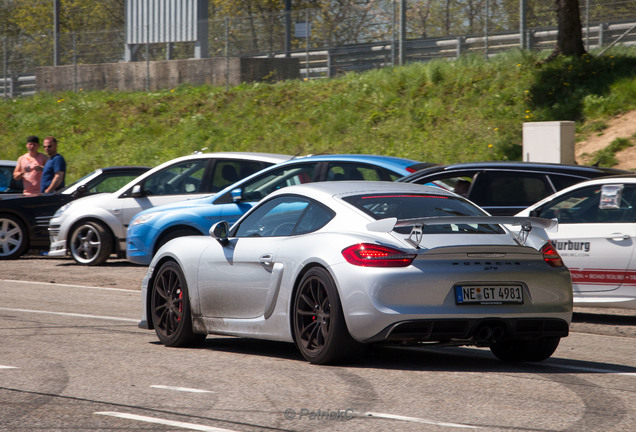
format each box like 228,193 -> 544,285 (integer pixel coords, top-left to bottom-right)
53,203 -> 73,218
131,213 -> 159,226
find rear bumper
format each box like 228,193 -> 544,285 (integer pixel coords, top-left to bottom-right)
365,317 -> 569,344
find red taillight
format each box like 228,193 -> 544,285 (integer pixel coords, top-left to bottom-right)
541,242 -> 564,267
342,243 -> 416,267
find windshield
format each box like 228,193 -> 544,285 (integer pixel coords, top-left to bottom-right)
343,193 -> 504,234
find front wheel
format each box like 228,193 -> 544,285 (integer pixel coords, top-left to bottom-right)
70,221 -> 112,265
0,214 -> 28,260
151,260 -> 206,347
292,267 -> 363,364
490,337 -> 561,362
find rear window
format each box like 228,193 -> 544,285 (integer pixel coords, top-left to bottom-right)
342,193 -> 504,234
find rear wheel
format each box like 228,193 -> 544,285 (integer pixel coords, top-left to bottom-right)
0,214 -> 28,260
490,337 -> 561,362
70,221 -> 112,265
292,267 -> 363,364
151,260 -> 206,347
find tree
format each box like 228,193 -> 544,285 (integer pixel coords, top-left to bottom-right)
548,0 -> 586,60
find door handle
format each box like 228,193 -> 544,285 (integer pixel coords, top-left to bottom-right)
608,233 -> 630,241
258,254 -> 273,265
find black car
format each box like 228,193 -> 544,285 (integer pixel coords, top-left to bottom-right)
399,161 -> 630,215
0,166 -> 149,259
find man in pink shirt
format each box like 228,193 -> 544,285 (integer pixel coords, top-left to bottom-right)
13,135 -> 48,195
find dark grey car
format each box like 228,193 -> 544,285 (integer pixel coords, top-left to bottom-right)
399,161 -> 630,215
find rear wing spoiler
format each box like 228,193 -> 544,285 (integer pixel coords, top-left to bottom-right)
366,216 -> 558,248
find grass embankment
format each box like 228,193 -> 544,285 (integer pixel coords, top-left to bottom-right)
1,48 -> 635,183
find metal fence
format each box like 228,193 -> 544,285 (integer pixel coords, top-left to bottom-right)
2,0 -> 636,96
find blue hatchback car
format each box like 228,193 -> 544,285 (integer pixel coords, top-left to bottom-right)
126,154 -> 430,265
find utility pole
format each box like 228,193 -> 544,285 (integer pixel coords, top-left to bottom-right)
284,0 -> 292,58
53,0 -> 60,65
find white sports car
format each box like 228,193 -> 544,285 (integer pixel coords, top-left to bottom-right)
517,174 -> 636,310
140,181 -> 572,364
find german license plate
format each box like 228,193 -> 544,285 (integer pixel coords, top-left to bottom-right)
455,285 -> 524,305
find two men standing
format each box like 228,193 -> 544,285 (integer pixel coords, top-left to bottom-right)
13,135 -> 66,195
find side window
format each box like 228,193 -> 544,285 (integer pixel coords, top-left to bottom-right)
143,160 -> 208,196
241,163 -> 317,202
536,184 -> 636,223
295,203 -> 335,234
0,167 -> 11,191
410,172 -> 478,197
474,172 -> 551,206
549,174 -> 587,192
89,174 -> 140,194
210,160 -> 267,192
235,196 -> 311,237
326,162 -> 387,181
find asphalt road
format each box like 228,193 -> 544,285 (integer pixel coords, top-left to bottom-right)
1,257 -> 635,431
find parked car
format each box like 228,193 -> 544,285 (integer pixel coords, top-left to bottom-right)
0,166 -> 150,260
399,161 -> 629,215
517,174 -> 636,310
140,181 -> 572,364
0,160 -> 22,194
48,152 -> 292,265
126,154 -> 430,265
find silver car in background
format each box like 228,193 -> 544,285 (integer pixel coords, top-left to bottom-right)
47,152 -> 291,265
140,181 -> 572,364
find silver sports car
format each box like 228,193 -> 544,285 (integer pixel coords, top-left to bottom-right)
140,181 -> 572,364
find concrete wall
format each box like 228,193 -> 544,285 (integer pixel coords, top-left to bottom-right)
35,57 -> 300,93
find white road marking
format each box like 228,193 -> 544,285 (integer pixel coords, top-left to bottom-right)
1,279 -> 138,293
0,365 -> 17,369
0,307 -> 138,323
364,412 -> 480,429
151,385 -> 215,394
95,412 -> 239,432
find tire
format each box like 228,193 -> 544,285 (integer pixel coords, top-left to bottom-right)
69,221 -> 112,265
0,214 -> 28,260
150,260 -> 206,347
292,267 -> 363,364
490,337 -> 561,362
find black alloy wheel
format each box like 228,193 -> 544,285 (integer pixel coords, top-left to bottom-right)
292,267 -> 362,364
150,260 -> 206,347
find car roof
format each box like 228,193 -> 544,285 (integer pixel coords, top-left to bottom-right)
269,180 -> 442,199
399,161 -> 629,182
292,153 -> 428,168
0,160 -> 17,166
580,173 -> 636,181
98,165 -> 151,172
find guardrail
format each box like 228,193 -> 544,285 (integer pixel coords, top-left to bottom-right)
5,20 -> 636,93
277,20 -> 636,79
0,74 -> 36,98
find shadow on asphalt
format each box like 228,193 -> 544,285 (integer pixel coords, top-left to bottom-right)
148,335 -> 636,374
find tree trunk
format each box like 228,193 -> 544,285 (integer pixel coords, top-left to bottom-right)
547,0 -> 586,60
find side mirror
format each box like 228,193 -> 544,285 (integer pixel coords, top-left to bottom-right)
71,184 -> 87,198
131,184 -> 144,198
230,188 -> 242,202
210,221 -> 230,245
529,208 -> 541,217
